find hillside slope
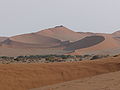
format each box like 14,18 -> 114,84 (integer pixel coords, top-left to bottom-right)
37,26 -> 93,42
70,34 -> 120,55
0,37 -> 8,42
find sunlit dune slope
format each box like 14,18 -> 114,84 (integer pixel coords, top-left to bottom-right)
0,38 -> 61,48
37,26 -> 92,42
70,34 -> 120,55
10,33 -> 61,45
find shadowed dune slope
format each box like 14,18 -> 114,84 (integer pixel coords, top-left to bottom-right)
37,26 -> 92,42
0,47 -> 69,56
65,36 -> 105,51
9,33 -> 62,48
0,38 -> 61,48
0,37 -> 8,42
113,30 -> 120,43
0,56 -> 120,90
10,33 -> 61,45
70,34 -> 120,55
112,30 -> 120,37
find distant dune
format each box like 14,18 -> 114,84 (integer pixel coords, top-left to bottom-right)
70,34 -> 120,55
10,33 -> 61,47
37,26 -> 92,42
0,37 -> 8,42
112,30 -> 120,37
0,26 -> 120,56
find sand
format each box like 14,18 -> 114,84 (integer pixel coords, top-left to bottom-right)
33,71 -> 120,90
65,36 -> 105,50
0,27 -> 120,56
37,26 -> 92,42
0,56 -> 119,90
0,37 -> 8,42
70,34 -> 120,55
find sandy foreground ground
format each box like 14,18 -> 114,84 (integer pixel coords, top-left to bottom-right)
33,71 -> 120,90
0,56 -> 120,90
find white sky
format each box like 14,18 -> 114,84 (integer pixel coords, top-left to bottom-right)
0,0 -> 120,36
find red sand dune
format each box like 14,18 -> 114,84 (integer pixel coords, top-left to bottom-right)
0,26 -> 120,56
112,30 -> 120,37
37,26 -> 92,42
0,38 -> 60,48
10,33 -> 61,45
0,37 -> 8,42
70,34 -> 120,55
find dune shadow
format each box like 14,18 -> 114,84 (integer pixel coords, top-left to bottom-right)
65,36 -> 105,51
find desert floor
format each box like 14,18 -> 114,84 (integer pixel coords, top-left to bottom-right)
0,56 -> 120,90
33,71 -> 120,90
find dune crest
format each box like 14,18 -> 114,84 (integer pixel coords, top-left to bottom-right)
37,26 -> 92,42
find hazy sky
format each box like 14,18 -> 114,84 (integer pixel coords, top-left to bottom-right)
0,0 -> 120,36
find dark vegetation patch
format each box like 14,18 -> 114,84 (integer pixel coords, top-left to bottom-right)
0,54 -> 110,64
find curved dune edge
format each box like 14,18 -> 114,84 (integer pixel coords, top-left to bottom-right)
37,26 -> 92,42
69,34 -> 120,55
33,71 -> 120,90
0,38 -> 61,48
10,33 -> 61,45
65,36 -> 105,51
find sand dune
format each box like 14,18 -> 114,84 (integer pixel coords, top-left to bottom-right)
0,56 -> 119,90
0,38 -> 61,48
9,33 -> 62,48
70,34 -> 120,55
0,37 -> 8,42
112,30 -> 120,37
0,27 -> 120,56
37,26 -> 92,42
34,71 -> 120,90
10,33 -> 61,45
